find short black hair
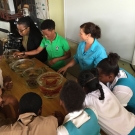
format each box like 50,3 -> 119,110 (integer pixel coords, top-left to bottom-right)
0,43 -> 3,55
19,92 -> 42,115
97,52 -> 120,76
60,80 -> 85,113
40,19 -> 55,30
78,68 -> 104,100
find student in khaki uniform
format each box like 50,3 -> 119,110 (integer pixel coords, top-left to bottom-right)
0,92 -> 58,135
14,19 -> 71,71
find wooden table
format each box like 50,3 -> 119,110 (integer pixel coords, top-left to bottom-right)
0,58 -> 66,116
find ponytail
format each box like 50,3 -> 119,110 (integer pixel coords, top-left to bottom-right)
78,68 -> 105,100
97,83 -> 104,100
95,25 -> 101,39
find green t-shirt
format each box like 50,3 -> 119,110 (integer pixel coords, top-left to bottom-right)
40,33 -> 70,71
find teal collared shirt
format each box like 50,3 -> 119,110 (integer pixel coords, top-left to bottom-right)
74,39 -> 107,70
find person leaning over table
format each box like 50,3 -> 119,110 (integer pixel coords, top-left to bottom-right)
0,44 -> 19,127
54,80 -> 101,135
0,92 -> 58,135
78,68 -> 135,135
58,22 -> 107,75
97,52 -> 135,114
14,19 -> 71,71
14,16 -> 48,63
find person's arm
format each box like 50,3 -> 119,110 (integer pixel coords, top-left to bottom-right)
113,86 -> 133,107
14,46 -> 44,57
2,94 -> 19,119
94,49 -> 107,67
53,111 -> 65,126
3,76 -> 13,90
57,59 -> 76,74
48,50 -> 71,66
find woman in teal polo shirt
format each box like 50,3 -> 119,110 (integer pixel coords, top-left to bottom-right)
58,22 -> 107,74
14,19 -> 71,71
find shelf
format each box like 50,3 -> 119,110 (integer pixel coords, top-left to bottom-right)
0,10 -> 22,20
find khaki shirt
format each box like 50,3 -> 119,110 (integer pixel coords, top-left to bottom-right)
22,35 -> 29,51
0,113 -> 58,135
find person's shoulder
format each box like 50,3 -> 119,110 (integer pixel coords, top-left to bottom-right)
94,39 -> 105,49
56,33 -> 68,42
37,115 -> 58,125
57,125 -> 69,135
38,115 -> 57,121
85,106 -> 98,119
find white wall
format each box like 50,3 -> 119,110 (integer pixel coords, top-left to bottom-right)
64,0 -> 135,63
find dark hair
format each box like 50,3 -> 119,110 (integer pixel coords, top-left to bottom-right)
17,16 -> 42,36
78,68 -> 104,100
60,80 -> 85,113
80,22 -> 101,39
0,43 -> 3,55
19,92 -> 42,115
40,19 -> 55,30
97,52 -> 120,76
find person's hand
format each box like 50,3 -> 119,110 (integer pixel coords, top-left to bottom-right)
53,111 -> 64,126
1,94 -> 19,118
3,76 -> 13,90
1,94 -> 17,107
48,58 -> 59,66
13,52 -> 24,58
57,66 -> 68,75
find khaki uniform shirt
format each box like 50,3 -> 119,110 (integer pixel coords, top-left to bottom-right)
0,112 -> 58,135
22,35 -> 29,51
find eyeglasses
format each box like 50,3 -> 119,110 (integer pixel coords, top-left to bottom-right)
16,27 -> 28,33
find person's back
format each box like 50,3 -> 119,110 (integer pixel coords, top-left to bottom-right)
57,80 -> 101,135
0,113 -> 57,135
78,68 -> 135,135
85,82 -> 135,135
0,92 -> 58,135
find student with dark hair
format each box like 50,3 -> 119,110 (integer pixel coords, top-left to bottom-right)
0,92 -> 58,135
58,22 -> 107,74
14,16 -> 48,62
56,80 -> 101,135
14,19 -> 71,71
97,52 -> 135,114
78,68 -> 135,135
